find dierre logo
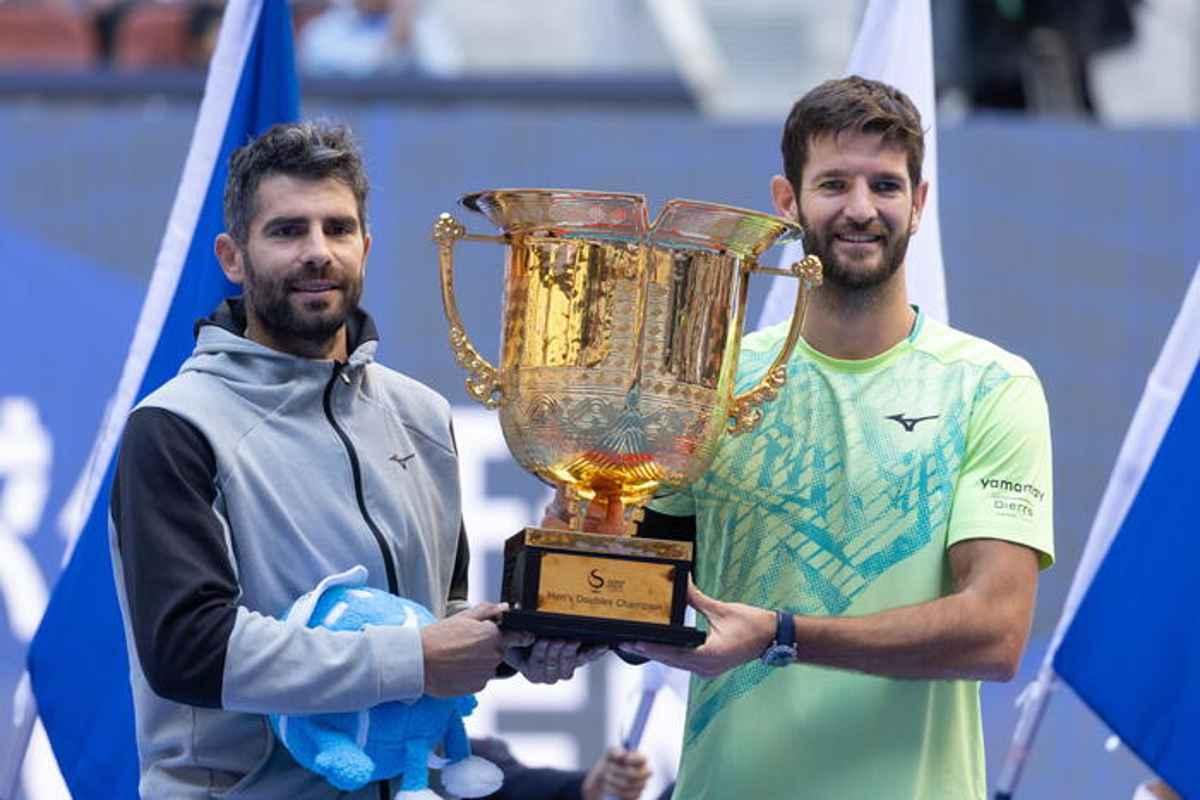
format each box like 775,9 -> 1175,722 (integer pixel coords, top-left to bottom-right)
588,569 -> 605,591
885,413 -> 939,432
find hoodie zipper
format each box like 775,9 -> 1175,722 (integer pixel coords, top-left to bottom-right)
322,362 -> 399,595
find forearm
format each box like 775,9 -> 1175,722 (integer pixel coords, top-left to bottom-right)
793,585 -> 1027,681
222,607 -> 424,714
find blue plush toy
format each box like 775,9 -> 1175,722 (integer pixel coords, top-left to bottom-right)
270,566 -> 504,800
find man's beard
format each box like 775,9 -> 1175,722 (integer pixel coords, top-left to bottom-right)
799,212 -> 913,292
242,253 -> 363,346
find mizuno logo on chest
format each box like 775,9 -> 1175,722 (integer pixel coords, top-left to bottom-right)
389,453 -> 416,469
885,413 -> 939,432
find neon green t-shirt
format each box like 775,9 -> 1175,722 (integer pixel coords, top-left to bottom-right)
651,309 -> 1054,800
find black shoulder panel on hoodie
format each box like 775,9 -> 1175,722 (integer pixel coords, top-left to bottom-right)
111,406 -> 239,708
447,420 -> 469,605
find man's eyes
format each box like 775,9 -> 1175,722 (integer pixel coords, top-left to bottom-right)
814,179 -> 903,194
267,222 -> 356,237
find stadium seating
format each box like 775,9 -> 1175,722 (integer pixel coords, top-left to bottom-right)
113,3 -> 192,69
0,5 -> 98,69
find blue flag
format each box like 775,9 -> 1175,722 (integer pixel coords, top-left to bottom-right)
1051,263 -> 1200,798
24,2 -> 298,796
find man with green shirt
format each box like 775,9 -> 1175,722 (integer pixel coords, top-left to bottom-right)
619,76 -> 1055,799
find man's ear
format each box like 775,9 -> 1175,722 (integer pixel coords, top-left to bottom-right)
909,179 -> 930,236
770,175 -> 799,221
361,231 -> 372,278
215,233 -> 245,285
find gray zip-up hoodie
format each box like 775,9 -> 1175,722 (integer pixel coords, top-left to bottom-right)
109,300 -> 469,799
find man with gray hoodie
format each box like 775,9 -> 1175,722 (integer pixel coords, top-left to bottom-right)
108,122 -> 574,799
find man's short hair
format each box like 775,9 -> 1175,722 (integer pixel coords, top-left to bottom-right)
781,75 -> 925,193
223,121 -> 369,243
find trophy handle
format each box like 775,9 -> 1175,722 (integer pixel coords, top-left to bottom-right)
727,254 -> 823,435
433,212 -> 506,408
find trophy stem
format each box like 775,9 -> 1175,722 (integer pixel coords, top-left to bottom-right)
563,488 -> 645,537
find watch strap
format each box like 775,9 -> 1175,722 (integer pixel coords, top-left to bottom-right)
775,610 -> 795,649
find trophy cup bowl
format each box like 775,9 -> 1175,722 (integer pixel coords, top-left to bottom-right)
433,189 -> 821,647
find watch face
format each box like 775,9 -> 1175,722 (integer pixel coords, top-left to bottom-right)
762,645 -> 795,667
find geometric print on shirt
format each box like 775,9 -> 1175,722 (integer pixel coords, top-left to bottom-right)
679,342 -> 1011,747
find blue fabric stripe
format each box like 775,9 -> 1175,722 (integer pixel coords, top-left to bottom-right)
140,0 -> 299,403
26,4 -> 299,797
1054,358 -> 1200,799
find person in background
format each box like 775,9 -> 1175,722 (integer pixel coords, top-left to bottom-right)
299,0 -> 463,78
933,0 -> 1140,116
184,1 -> 224,70
82,0 -> 133,63
471,737 -> 651,800
1134,777 -> 1181,800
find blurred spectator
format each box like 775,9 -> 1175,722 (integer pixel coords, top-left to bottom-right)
185,1 -> 223,69
934,0 -> 1140,116
471,737 -> 652,800
299,0 -> 462,77
86,0 -> 134,63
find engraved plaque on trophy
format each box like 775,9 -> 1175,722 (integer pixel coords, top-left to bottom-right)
432,189 -> 821,647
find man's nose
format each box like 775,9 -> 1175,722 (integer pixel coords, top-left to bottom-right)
843,179 -> 876,224
301,228 -> 334,267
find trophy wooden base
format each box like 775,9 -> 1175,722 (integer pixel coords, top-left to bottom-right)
498,526 -> 706,648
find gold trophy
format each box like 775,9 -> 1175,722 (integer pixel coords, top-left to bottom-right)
433,189 -> 821,647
